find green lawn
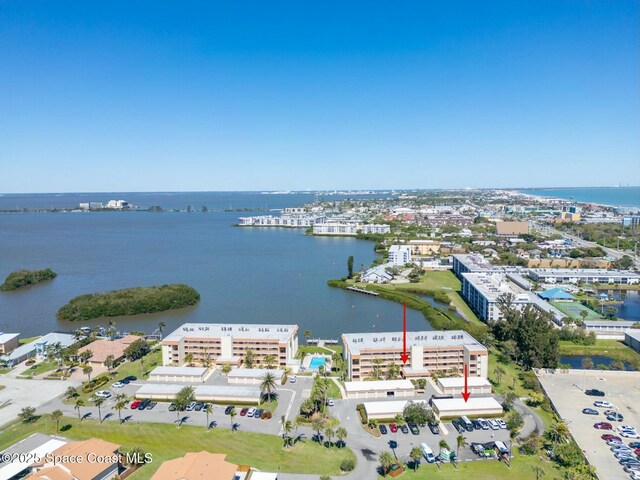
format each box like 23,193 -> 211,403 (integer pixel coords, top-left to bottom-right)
487,348 -> 530,397
381,451 -> 562,479
19,359 -> 60,378
19,336 -> 41,345
0,414 -> 356,479
559,339 -> 640,369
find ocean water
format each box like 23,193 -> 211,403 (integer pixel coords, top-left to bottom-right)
0,193 -> 434,338
516,187 -> 640,208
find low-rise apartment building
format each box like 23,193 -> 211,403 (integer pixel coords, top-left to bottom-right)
0,332 -> 20,355
161,323 -> 298,368
408,239 -> 441,256
312,222 -> 390,235
341,330 -> 488,381
388,245 -> 412,266
527,268 -> 640,285
452,254 -> 494,278
461,272 -> 531,322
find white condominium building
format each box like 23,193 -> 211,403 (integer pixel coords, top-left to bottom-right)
388,245 -> 412,266
161,323 -> 298,368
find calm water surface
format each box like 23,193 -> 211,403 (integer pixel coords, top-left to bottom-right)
0,203 -> 430,338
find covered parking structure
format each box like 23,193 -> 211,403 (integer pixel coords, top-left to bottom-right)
363,400 -> 429,421
227,368 -> 284,385
344,379 -> 415,399
431,396 -> 503,419
135,384 -> 263,404
436,376 -> 492,396
148,366 -> 210,383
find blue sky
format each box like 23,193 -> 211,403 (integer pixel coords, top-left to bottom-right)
1,1 -> 638,192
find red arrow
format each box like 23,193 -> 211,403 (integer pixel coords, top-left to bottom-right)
462,363 -> 471,402
400,304 -> 409,364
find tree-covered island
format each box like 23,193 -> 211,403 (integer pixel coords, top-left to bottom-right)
0,268 -> 57,291
56,284 -> 200,321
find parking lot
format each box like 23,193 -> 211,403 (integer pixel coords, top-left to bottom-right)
538,369 -> 640,480
38,370 -> 314,437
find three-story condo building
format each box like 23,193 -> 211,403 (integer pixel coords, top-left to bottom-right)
342,330 -> 488,381
161,323 -> 298,368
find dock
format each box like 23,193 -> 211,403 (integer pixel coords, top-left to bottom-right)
346,286 -> 379,296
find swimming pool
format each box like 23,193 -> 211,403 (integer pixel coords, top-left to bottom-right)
309,357 -> 326,369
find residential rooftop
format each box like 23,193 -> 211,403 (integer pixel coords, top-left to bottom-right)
163,323 -> 297,343
344,379 -> 414,393
342,330 -> 486,355
462,272 -> 530,303
453,254 -> 494,272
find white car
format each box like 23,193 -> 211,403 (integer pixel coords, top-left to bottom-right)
488,419 -> 500,430
111,382 -> 125,388
326,398 -> 335,407
594,401 -> 613,408
621,431 -> 640,439
619,425 -> 637,432
289,376 -> 297,384
496,419 -> 507,429
94,390 -> 111,398
247,407 -> 257,417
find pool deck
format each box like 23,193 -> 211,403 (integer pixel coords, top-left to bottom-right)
302,353 -> 332,371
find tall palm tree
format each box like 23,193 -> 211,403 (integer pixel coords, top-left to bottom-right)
229,407 -> 237,432
438,439 -> 450,461
92,396 -> 105,423
51,409 -> 63,433
204,403 -> 213,429
372,358 -> 384,380
335,426 -> 347,448
263,354 -> 277,369
312,416 -> 326,441
184,353 -> 195,367
259,372 -> 278,402
456,434 -> 468,457
324,426 -> 335,446
104,355 -> 115,372
304,330 -> 312,343
74,399 -> 85,420
83,365 -> 93,382
379,451 -> 395,475
410,446 -> 422,472
393,414 -> 406,442
114,394 -> 128,424
281,416 -> 294,447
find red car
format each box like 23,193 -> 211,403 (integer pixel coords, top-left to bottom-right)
634,448 -> 640,456
130,400 -> 141,409
240,408 -> 249,416
602,434 -> 622,442
594,422 -> 613,430
389,424 -> 398,433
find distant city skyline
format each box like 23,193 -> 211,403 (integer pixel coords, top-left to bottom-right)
1,1 -> 638,193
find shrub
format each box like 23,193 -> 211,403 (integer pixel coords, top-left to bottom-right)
340,459 -> 355,472
356,404 -> 367,424
0,268 -> 56,291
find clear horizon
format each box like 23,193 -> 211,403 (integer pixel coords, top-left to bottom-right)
1,1 -> 638,192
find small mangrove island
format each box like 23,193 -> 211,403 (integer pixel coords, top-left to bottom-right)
56,284 -> 200,321
0,268 -> 57,291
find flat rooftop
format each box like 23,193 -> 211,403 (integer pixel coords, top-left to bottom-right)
462,273 -> 530,303
0,332 -> 19,343
343,330 -> 486,355
626,330 -> 640,342
136,384 -> 262,399
150,366 -> 208,376
431,396 -> 503,411
363,400 -> 428,415
0,434 -> 67,480
437,376 -> 491,388
163,323 -> 297,343
453,254 -> 494,271
528,268 -> 640,278
228,368 -> 284,379
344,379 -> 414,393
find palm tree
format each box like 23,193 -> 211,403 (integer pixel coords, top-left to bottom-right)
312,416 -> 326,441
260,372 -> 278,402
74,399 -> 85,420
204,403 -> 213,429
263,354 -> 277,369
106,321 -> 116,340
229,407 -> 237,432
281,416 -> 294,447
221,364 -> 232,376
324,426 -> 335,447
394,414 -> 406,441
456,434 -> 468,457
174,386 -> 195,423
104,355 -> 115,372
493,366 -> 505,384
379,451 -> 395,475
410,446 -> 422,472
184,353 -> 195,367
51,409 -> 63,433
65,386 -> 78,400
372,358 -> 384,380
114,394 -> 128,424
386,361 -> 400,380
83,365 -> 93,382
315,378 -> 330,410
367,418 -> 378,430
158,321 -> 166,338
548,421 -> 570,451
304,330 -> 312,343
438,439 -> 450,460
335,426 -> 347,448
92,396 -> 105,423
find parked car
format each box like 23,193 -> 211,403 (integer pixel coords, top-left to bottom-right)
408,422 -> 420,435
594,401 -> 613,408
95,390 -> 111,398
194,402 -> 205,411
601,434 -> 622,442
420,442 -> 436,463
594,422 -> 613,430
326,398 -> 335,407
145,401 -> 157,410
478,418 -> 490,430
618,425 -> 637,432
130,400 -> 141,409
585,389 -> 605,397
496,419 -> 507,429
607,413 -> 624,422
168,403 -> 177,412
240,408 -> 249,416
137,399 -> 151,410
451,419 -> 465,434
124,376 -> 137,382
224,406 -> 235,415
428,422 -> 440,435
247,408 -> 257,417
582,408 -> 599,415
379,425 -> 388,435
185,401 -> 197,411
117,378 -> 130,385
400,425 -> 409,434
628,442 -> 640,448
472,419 -> 482,430
254,409 -> 264,419
488,419 -> 500,430
389,423 -> 398,433
290,375 -> 297,383
111,382 -> 125,389
620,431 -> 640,439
